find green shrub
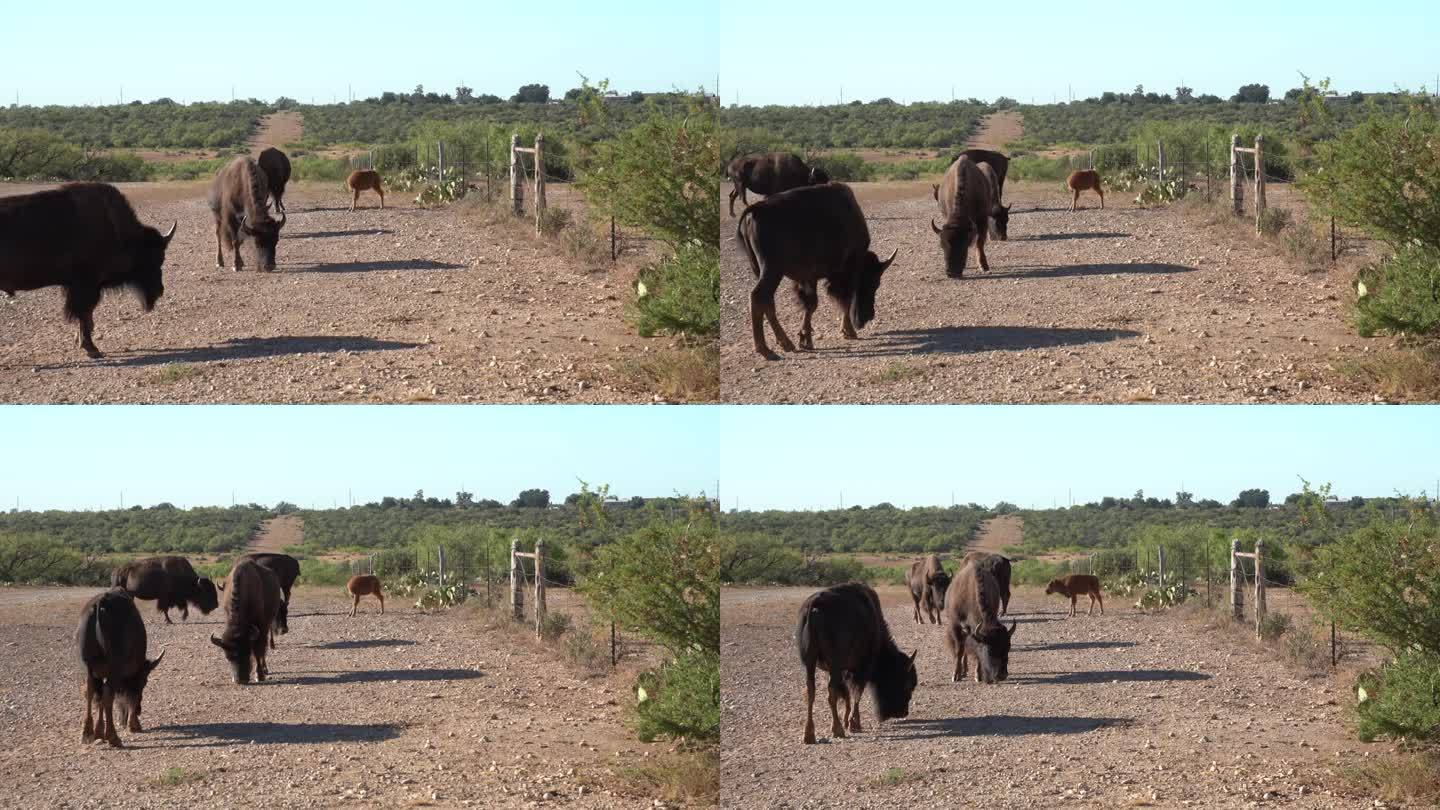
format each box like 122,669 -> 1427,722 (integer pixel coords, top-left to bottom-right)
629,244 -> 718,339
1257,206 -> 1293,236
720,534 -> 867,586
1352,246 -> 1440,337
540,610 -> 573,641
0,534 -> 109,585
290,156 -> 352,183
634,648 -> 719,742
1007,155 -> 1073,183
1353,650 -> 1440,742
810,151 -> 872,182
1011,558 -> 1070,586
297,558 -> 351,587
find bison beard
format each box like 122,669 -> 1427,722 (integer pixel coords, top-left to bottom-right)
0,183 -> 175,358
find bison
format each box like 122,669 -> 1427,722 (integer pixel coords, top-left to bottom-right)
1067,170 -> 1105,210
726,152 -> 828,217
347,575 -> 385,616
233,553 -> 300,635
210,559 -> 283,684
111,556 -> 219,624
797,583 -> 917,744
736,183 -> 896,359
957,148 -> 1012,240
1045,574 -> 1105,617
906,555 -> 950,624
346,170 -> 385,210
0,183 -> 175,358
209,156 -> 286,271
943,559 -> 1017,684
962,551 -> 1012,616
256,147 -> 292,214
76,589 -> 164,747
932,156 -> 994,277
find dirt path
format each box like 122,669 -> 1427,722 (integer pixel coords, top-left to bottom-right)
0,182 -> 677,403
248,111 -> 304,154
721,585 -> 1376,808
967,515 -> 1023,556
0,585 -> 666,809
248,515 -> 304,555
721,181 -> 1375,403
966,111 -> 1023,151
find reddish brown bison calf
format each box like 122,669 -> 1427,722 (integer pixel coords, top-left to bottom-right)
1066,170 -> 1105,211
346,170 -> 385,211
1045,574 -> 1105,617
347,575 -> 385,616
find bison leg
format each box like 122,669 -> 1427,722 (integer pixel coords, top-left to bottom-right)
803,661 -> 818,744
214,217 -> 226,269
794,282 -> 818,351
728,184 -> 740,218
378,592 -> 385,614
278,600 -> 289,634
377,188 -> 385,209
350,188 -> 359,212
840,309 -> 859,341
749,276 -> 784,360
63,286 -> 103,359
1097,188 -> 1105,209
1069,594 -> 1078,618
1000,592 -> 1010,617
911,594 -> 922,624
846,676 -> 865,733
825,673 -> 846,740
255,650 -> 268,682
1071,188 -> 1080,211
100,685 -> 122,747
81,676 -> 98,743
351,593 -> 359,617
976,225 -> 990,272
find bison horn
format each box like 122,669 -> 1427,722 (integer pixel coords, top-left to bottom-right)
147,647 -> 167,671
1007,620 -> 1018,637
209,635 -> 225,648
239,214 -> 253,235
162,221 -> 177,244
930,218 -> 942,234
275,208 -> 286,228
879,249 -> 898,271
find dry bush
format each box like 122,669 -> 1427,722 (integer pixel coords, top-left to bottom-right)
622,344 -> 718,402
1342,748 -> 1440,806
1340,344 -> 1440,401
615,749 -> 718,806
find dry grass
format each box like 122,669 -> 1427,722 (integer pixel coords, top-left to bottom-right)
1177,195 -> 1332,273
147,363 -> 202,385
1340,343 -> 1440,401
614,749 -> 718,807
1176,600 -> 1334,676
1341,748 -> 1440,806
867,767 -> 925,788
622,344 -> 719,402
864,362 -> 927,385
152,767 -> 206,788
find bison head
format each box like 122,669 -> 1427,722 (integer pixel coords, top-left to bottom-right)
194,577 -> 220,614
808,166 -> 830,185
124,221 -> 176,311
1044,578 -> 1062,596
932,218 -> 973,278
849,248 -> 897,330
991,203 -> 1012,241
966,621 -> 1016,684
211,628 -> 262,684
241,210 -> 286,271
113,648 -> 165,730
928,571 -> 951,612
873,647 -> 919,722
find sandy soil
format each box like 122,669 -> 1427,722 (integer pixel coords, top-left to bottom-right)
721,178 -> 1386,403
247,516 -> 303,555
967,515 -> 1023,555
720,585 -> 1385,809
0,180 -> 690,403
250,112 -> 304,154
0,584 -> 669,809
966,111 -> 1024,151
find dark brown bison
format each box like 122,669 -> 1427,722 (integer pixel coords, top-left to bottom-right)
346,170 -> 385,210
932,156 -> 994,277
797,583 -> 917,744
256,147 -> 292,214
962,551 -> 1012,616
111,556 -> 219,624
0,183 -> 175,358
725,152 -> 829,217
1067,170 -> 1105,210
210,560 -> 283,684
347,575 -> 385,616
957,148 -> 1011,240
736,183 -> 896,359
906,555 -> 950,624
943,560 -> 1016,684
76,589 -> 164,747
1046,574 -> 1105,616
209,156 -> 286,271
234,553 -> 300,634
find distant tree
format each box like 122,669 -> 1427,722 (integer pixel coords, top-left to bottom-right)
512,84 -> 550,103
378,91 -> 399,105
273,96 -> 298,108
993,96 -> 1017,109
993,501 -> 1019,514
413,490 -> 425,503
1175,491 -> 1194,507
870,97 -> 897,105
847,99 -> 863,106
455,85 -> 474,103
475,94 -> 502,105
1349,495 -> 1366,507
455,491 -> 474,507
1284,87 -> 1306,102
379,496 -> 399,509
1232,488 -> 1271,508
1232,84 -> 1270,103
1197,93 -> 1222,104
1197,498 -> 1223,508
1099,496 -> 1119,509
564,88 -> 585,101
1348,90 -> 1365,103
628,90 -> 645,103
628,496 -> 646,508
150,97 -> 177,106
1175,86 -> 1194,103
1285,492 -> 1305,505
273,501 -> 298,514
565,492 -> 584,506
1099,91 -> 1119,104
475,498 -> 503,510
871,502 -> 897,510
512,488 -> 551,508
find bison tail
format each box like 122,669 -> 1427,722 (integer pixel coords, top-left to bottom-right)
110,565 -> 128,588
735,207 -> 762,279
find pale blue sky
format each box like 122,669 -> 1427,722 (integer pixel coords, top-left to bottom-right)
721,0 -> 1440,106
720,406 -> 1440,511
0,406 -> 719,511
2,2 -> 717,106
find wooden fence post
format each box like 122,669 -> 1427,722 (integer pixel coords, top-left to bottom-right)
1157,140 -> 1166,185
610,216 -> 617,262
509,133 -> 523,216
438,141 -> 445,185
1253,538 -> 1267,637
1230,538 -> 1243,620
510,537 -> 523,620
437,544 -> 445,587
1157,545 -> 1166,586
610,622 -> 617,668
1253,135 -> 1266,233
533,133 -> 546,235
1230,133 -> 1243,216
534,538 -> 546,639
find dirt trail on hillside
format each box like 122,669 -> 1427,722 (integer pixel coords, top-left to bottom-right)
249,111 -> 304,153
966,111 -> 1024,151
247,515 -> 304,555
721,585 -> 1378,808
721,180 -> 1378,403
967,515 -> 1023,556
0,586 -> 667,809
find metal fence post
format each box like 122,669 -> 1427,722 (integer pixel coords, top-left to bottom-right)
1230,538 -> 1243,620
1230,133 -> 1243,216
534,538 -> 546,638
1254,538 -> 1267,637
510,133 -> 523,216
510,537 -> 523,620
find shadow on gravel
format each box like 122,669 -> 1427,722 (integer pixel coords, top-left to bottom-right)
863,325 -> 1140,357
293,259 -> 463,274
76,336 -> 423,369
1022,640 -> 1138,652
1014,669 -> 1209,685
287,228 -> 394,240
150,721 -> 402,747
975,262 -> 1196,280
1014,231 -> 1129,241
280,668 -> 482,686
306,639 -> 417,650
894,715 -> 1131,739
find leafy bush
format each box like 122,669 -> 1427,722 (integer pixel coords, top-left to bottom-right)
297,559 -> 351,587
722,505 -> 991,555
0,128 -> 154,182
720,101 -> 987,150
629,244 -> 718,338
0,505 -> 268,557
0,534 -> 109,585
809,151 -> 872,183
1352,245 -> 1440,337
720,534 -> 866,586
1007,155 -> 1073,183
1353,651 -> 1440,742
633,648 -> 719,742
289,156 -> 352,183
1257,206 -> 1293,236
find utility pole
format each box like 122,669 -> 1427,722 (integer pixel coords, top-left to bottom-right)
120,491 -> 124,509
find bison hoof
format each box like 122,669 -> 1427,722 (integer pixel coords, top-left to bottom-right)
83,348 -> 104,360
803,733 -> 817,744
81,732 -> 95,744
758,350 -> 781,361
